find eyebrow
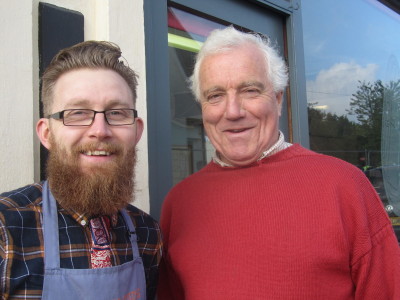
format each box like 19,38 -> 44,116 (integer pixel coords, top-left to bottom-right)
202,81 -> 266,97
237,81 -> 266,90
202,86 -> 225,98
64,99 -> 131,109
64,99 -> 90,108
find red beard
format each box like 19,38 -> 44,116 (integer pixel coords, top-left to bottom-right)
46,138 -> 137,217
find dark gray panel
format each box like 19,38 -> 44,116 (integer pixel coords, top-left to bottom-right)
144,0 -> 172,220
38,3 -> 84,181
39,3 -> 84,75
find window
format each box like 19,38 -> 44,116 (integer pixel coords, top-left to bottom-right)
168,7 -> 226,185
302,0 -> 400,238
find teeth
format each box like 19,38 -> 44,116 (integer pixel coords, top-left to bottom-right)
85,150 -> 111,156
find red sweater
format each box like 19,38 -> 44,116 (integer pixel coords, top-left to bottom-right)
158,144 -> 400,300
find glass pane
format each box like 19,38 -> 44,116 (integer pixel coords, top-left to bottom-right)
302,0 -> 400,235
168,7 -> 226,186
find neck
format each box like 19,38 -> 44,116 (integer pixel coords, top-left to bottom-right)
213,131 -> 292,167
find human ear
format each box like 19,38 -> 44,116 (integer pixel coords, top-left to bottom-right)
134,117 -> 144,145
276,91 -> 284,117
36,118 -> 52,150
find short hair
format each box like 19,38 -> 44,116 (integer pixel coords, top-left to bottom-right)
41,41 -> 138,116
190,26 -> 288,101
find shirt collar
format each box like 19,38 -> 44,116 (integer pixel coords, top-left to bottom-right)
56,201 -> 118,227
213,130 -> 292,167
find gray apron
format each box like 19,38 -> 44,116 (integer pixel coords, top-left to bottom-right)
41,181 -> 146,300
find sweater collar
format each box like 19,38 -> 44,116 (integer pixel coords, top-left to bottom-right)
213,131 -> 292,167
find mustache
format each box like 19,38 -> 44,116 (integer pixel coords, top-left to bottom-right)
73,143 -> 123,154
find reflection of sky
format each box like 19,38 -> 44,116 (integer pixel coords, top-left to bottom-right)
302,0 -> 400,116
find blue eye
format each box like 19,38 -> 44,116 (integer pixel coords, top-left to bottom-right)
207,93 -> 224,103
70,110 -> 89,115
109,110 -> 123,116
243,88 -> 261,97
106,109 -> 134,121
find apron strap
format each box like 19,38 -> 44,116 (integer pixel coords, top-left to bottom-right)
42,181 -> 61,269
120,209 -> 141,258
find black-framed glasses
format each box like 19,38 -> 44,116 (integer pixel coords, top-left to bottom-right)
47,109 -> 138,126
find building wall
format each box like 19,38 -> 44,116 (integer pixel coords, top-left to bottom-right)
0,0 -> 38,193
0,0 -> 150,213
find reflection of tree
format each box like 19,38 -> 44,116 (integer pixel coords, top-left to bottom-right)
309,79 -> 400,169
308,103 -> 359,165
347,80 -> 384,155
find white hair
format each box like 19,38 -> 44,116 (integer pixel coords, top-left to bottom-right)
190,26 -> 288,101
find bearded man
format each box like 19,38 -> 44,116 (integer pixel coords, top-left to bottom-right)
0,41 -> 162,300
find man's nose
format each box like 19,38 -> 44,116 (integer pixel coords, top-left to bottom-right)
225,93 -> 245,120
87,112 -> 113,139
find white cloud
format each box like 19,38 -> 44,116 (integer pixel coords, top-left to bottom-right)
306,62 -> 378,117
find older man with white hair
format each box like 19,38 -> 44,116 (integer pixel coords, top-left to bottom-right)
158,26 -> 400,300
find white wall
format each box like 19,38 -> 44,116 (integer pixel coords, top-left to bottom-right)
0,0 -> 38,192
0,0 -> 150,213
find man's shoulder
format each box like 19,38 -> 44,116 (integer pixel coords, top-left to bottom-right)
287,144 -> 361,169
125,204 -> 162,253
125,204 -> 160,229
0,182 -> 43,211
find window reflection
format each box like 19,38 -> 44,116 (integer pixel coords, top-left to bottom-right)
168,7 -> 226,185
302,0 -> 400,231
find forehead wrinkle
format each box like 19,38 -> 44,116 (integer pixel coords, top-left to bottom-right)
63,99 -> 91,109
103,99 -> 135,109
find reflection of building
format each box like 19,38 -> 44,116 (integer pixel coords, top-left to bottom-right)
169,48 -> 207,185
1,0 -> 400,237
379,0 -> 400,14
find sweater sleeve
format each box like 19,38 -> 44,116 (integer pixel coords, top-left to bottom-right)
352,223 -> 400,299
344,170 -> 400,299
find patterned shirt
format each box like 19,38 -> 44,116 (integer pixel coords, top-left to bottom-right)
0,182 -> 163,300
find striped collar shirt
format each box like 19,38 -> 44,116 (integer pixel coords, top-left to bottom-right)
213,130 -> 292,167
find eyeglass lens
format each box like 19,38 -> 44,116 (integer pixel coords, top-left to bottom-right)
63,109 -> 136,126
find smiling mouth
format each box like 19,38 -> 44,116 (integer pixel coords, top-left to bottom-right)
83,150 -> 112,156
227,128 -> 247,133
